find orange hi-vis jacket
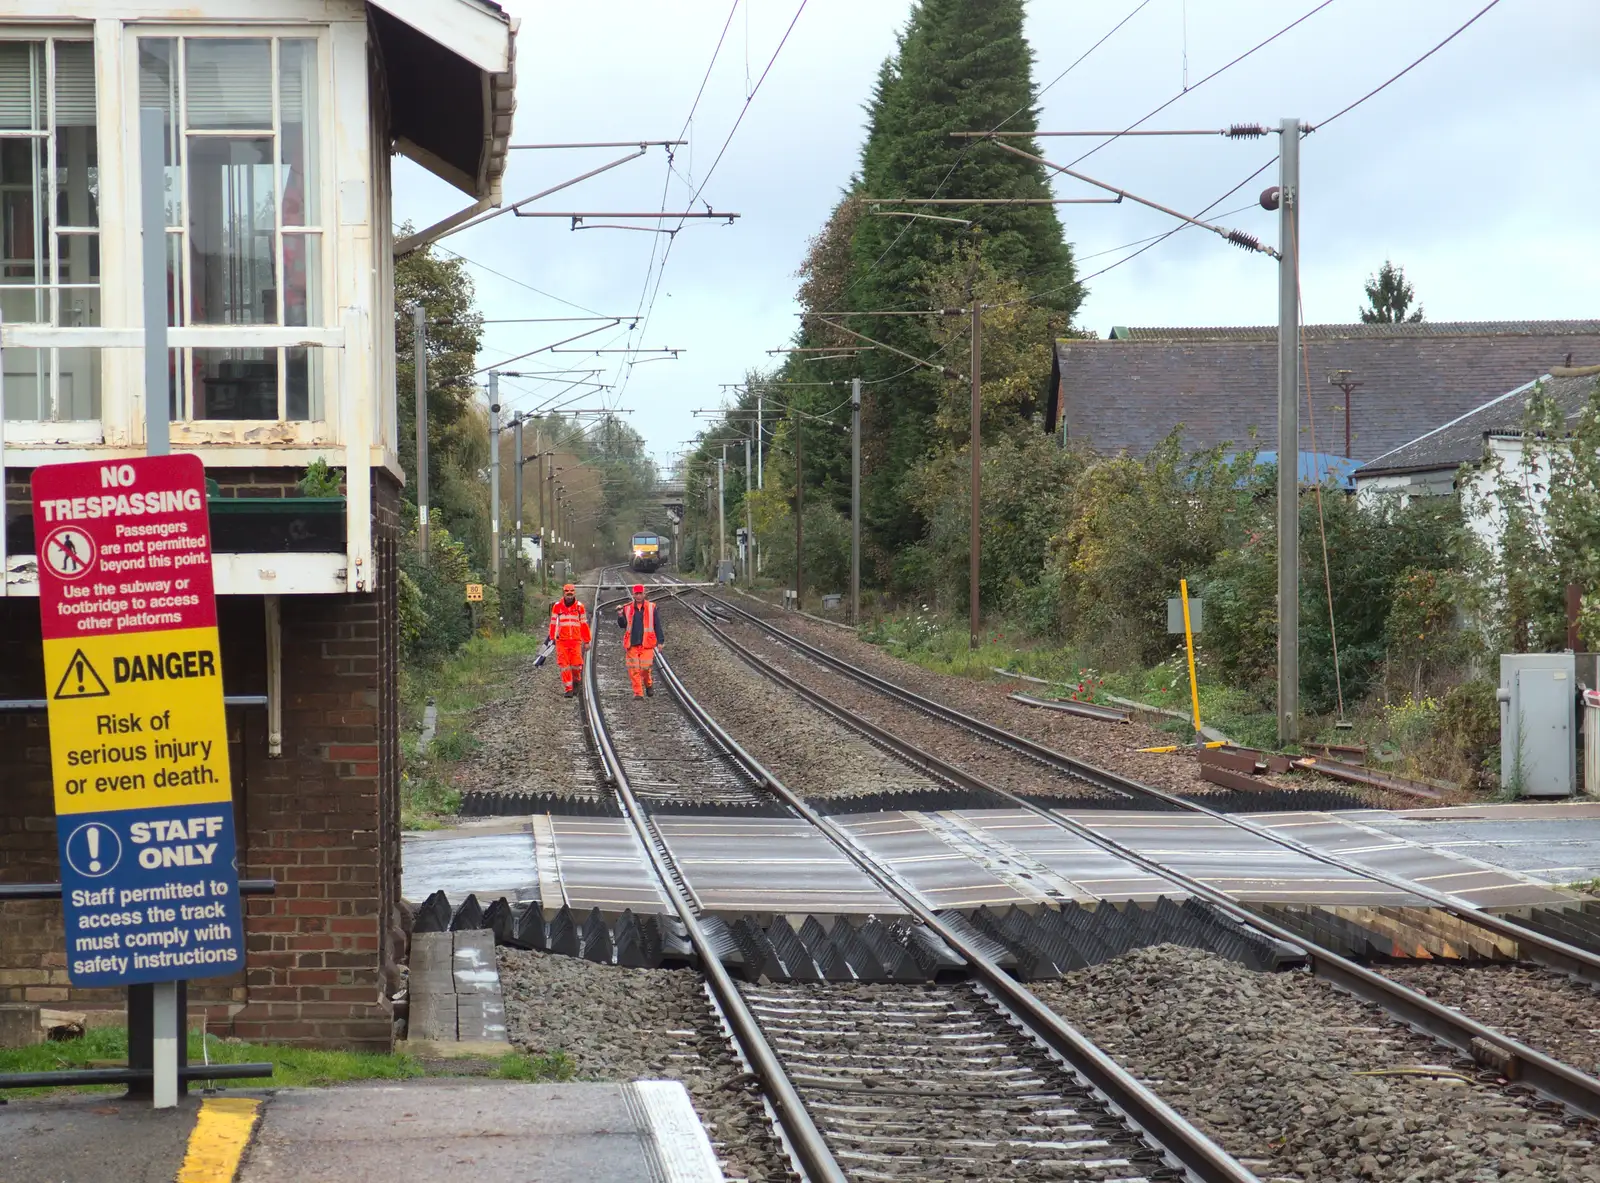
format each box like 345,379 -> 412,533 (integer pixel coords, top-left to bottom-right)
548,599 -> 592,644
618,600 -> 660,648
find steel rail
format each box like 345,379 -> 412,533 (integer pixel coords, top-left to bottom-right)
581,572 -> 846,1183
708,593 -> 1600,988
652,606 -> 1259,1182
687,597 -> 1600,1119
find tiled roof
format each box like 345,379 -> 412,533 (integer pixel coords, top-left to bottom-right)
1356,372 -> 1600,477
1051,322 -> 1600,463
1105,321 -> 1600,342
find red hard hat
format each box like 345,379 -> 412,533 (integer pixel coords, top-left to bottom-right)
562,583 -> 576,594
631,584 -> 645,595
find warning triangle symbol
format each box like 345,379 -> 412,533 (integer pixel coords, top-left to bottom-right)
53,649 -> 111,700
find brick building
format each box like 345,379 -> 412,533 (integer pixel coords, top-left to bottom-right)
0,2 -> 516,1048
1045,321 -> 1600,463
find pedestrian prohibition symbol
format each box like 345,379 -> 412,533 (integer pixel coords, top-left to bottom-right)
31,455 -> 244,988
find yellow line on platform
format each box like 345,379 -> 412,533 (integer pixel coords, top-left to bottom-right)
176,1096 -> 261,1183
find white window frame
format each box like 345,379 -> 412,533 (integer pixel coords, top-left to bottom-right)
0,27 -> 102,439
136,26 -> 337,432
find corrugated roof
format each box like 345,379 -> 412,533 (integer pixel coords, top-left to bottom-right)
1050,324 -> 1600,463
1103,321 -> 1600,342
1355,372 -> 1600,477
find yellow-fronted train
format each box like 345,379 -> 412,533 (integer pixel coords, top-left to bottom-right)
629,532 -> 663,572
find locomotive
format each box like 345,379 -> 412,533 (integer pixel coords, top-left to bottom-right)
629,532 -> 664,573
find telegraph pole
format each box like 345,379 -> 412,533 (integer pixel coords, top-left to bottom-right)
512,412 -> 524,620
413,304 -> 429,559
1276,118 -> 1301,744
850,377 -> 861,626
717,452 -> 727,570
969,302 -> 982,649
793,406 -> 804,609
489,373 -> 501,581
744,435 -> 754,586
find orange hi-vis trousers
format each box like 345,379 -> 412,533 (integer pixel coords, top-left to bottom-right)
625,644 -> 656,697
556,640 -> 585,692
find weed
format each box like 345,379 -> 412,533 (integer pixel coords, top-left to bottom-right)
488,1049 -> 576,1082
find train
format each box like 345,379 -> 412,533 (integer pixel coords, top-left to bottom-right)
629,532 -> 665,573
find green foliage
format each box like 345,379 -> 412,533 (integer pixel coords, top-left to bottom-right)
0,1027 -> 425,1096
490,1049 -> 576,1082
903,429 -> 1084,618
296,456 -> 344,497
399,519 -> 479,664
1202,480 -> 1468,714
1049,435 -> 1260,667
395,232 -> 490,568
1465,378 -> 1600,652
1360,259 -> 1423,324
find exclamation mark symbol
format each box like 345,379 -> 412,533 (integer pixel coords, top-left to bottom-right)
75,658 -> 86,696
87,826 -> 101,873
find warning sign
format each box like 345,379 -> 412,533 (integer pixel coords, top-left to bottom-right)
31,455 -> 243,988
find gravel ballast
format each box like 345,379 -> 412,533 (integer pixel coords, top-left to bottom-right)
665,613 -> 940,800
727,598 -> 1411,805
498,947 -> 793,1182
1032,945 -> 1600,1182
717,615 -> 1125,802
1382,962 -> 1600,1080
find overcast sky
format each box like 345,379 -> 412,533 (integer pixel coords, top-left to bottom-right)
392,0 -> 1600,469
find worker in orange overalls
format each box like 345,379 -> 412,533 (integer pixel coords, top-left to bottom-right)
617,584 -> 664,699
548,583 -> 591,697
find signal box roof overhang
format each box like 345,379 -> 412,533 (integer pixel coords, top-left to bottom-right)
368,0 -> 516,202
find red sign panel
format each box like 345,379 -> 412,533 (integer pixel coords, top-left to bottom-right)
31,454 -> 217,643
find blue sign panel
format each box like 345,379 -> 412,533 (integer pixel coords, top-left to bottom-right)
58,802 -> 244,988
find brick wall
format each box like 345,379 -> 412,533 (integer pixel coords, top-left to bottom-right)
0,468 -> 403,1050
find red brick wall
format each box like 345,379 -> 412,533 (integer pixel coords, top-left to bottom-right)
0,468 -> 403,1049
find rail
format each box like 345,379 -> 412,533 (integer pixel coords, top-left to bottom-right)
582,570 -> 845,1183
651,645 -> 1260,1182
705,592 -> 1600,988
684,594 -> 1600,1120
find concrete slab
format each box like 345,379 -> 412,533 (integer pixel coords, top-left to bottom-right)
656,817 -> 900,915
0,1092 -> 199,1183
1337,806 -> 1600,887
237,1080 -> 724,1183
402,824 -> 540,905
541,816 -> 672,916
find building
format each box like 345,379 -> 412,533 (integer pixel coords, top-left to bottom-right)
1045,321 -> 1600,463
0,1 -> 516,1048
1353,369 -> 1600,552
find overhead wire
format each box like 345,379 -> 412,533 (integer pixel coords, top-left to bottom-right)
1311,0 -> 1504,131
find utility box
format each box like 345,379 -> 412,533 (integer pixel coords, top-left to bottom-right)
716,560 -> 735,584
1585,689 -> 1600,797
1499,653 -> 1577,797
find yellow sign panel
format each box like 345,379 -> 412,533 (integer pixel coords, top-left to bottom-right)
44,626 -> 232,816
465,583 -> 484,602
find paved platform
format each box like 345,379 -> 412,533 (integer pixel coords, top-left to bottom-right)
0,1080 -> 724,1183
239,1080 -> 723,1182
405,804 -> 1576,918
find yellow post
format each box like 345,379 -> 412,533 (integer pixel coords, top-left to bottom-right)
1181,577 -> 1202,741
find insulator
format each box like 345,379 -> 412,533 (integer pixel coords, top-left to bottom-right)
1226,123 -> 1267,139
1226,229 -> 1264,253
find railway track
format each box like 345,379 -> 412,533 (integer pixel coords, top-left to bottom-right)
670,586 -> 1600,1122
585,569 -> 1257,1183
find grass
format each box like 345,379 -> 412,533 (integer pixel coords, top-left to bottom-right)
861,608 -> 1283,749
400,630 -> 544,828
0,1030 -> 579,1098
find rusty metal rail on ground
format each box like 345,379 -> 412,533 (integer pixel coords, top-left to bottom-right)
703,592 -> 1600,990
685,593 -> 1600,1120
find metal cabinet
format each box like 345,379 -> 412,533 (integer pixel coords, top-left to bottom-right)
1499,653 -> 1577,797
